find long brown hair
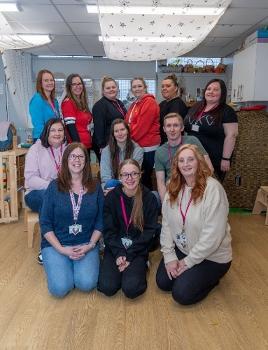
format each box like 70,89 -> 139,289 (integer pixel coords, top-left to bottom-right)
167,144 -> 212,205
57,142 -> 95,193
36,69 -> 55,101
64,74 -> 89,112
187,79 -> 227,125
119,159 -> 144,231
109,119 -> 134,178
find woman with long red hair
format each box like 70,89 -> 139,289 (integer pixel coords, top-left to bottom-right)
156,144 -> 232,305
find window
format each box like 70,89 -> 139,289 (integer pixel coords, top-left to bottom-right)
115,79 -> 156,101
167,56 -> 221,67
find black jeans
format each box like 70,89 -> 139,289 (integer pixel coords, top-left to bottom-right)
141,150 -> 155,190
156,247 -> 231,305
98,250 -> 148,299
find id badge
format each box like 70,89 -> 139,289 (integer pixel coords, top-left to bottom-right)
176,230 -> 187,249
121,237 -> 133,249
69,224 -> 82,235
192,124 -> 199,132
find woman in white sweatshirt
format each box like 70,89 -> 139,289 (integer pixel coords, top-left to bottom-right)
156,144 -> 232,305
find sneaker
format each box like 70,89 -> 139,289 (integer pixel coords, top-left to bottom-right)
37,250 -> 43,265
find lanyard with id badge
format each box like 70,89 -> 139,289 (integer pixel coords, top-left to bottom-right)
176,187 -> 192,249
120,195 -> 133,249
69,187 -> 84,235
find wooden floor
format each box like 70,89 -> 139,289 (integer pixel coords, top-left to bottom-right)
0,213 -> 268,350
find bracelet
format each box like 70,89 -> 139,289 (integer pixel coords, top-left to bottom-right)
222,157 -> 230,161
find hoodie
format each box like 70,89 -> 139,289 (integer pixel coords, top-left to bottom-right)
125,94 -> 160,148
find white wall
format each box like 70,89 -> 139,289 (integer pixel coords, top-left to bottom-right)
32,56 -> 156,80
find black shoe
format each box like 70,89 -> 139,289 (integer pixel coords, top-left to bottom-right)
37,250 -> 43,265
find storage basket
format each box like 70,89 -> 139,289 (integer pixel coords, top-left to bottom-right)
204,58 -> 215,73
183,59 -> 194,73
223,110 -> 268,209
194,60 -> 205,73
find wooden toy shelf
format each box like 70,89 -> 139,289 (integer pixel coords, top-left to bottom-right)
0,148 -> 27,223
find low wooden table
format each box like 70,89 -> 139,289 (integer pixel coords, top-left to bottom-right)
252,186 -> 268,225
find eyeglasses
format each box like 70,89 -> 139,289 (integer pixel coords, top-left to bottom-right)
69,154 -> 85,161
71,83 -> 83,87
120,171 -> 140,179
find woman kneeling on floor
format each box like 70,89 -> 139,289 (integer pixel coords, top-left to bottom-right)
40,142 -> 104,298
156,144 -> 232,305
98,159 -> 159,299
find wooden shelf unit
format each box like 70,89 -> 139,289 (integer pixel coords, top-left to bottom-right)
0,149 -> 27,223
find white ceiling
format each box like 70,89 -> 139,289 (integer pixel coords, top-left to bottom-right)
2,0 -> 268,58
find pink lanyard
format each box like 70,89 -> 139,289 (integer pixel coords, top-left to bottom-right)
50,144 -> 63,172
120,195 -> 132,233
48,100 -> 59,118
195,104 -> 219,122
179,187 -> 192,228
69,187 -> 84,223
112,100 -> 126,117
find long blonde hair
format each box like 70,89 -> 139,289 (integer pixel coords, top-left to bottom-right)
167,144 -> 212,205
119,159 -> 144,231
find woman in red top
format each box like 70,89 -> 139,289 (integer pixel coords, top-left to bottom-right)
61,74 -> 93,155
125,77 -> 160,190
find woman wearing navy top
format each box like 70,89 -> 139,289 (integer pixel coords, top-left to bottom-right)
29,69 -> 60,140
40,142 -> 104,298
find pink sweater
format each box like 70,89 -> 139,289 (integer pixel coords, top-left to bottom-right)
24,140 -> 67,193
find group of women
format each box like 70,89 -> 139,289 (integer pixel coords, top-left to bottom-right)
24,68 -> 237,304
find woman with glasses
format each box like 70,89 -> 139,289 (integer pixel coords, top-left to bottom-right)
100,118 -> 143,193
62,74 -> 93,155
98,159 -> 159,299
40,142 -> 104,298
29,69 -> 60,141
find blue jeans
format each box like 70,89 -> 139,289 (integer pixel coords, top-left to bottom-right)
25,190 -> 46,214
42,244 -> 100,298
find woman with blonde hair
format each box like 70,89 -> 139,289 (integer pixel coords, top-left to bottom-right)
156,144 -> 232,305
98,159 -> 158,299
125,77 -> 160,190
92,76 -> 126,160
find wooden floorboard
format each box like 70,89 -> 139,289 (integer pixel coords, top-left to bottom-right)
0,213 -> 268,350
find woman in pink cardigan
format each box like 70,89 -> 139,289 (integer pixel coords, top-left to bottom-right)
24,118 -> 67,263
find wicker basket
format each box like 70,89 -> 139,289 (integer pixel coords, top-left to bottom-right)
223,110 -> 268,209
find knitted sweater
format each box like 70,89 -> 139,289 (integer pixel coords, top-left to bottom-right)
161,177 -> 232,268
24,140 -> 67,194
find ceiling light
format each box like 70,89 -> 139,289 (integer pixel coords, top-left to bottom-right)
0,34 -> 52,51
99,36 -> 195,43
0,3 -> 19,12
87,5 -> 224,16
